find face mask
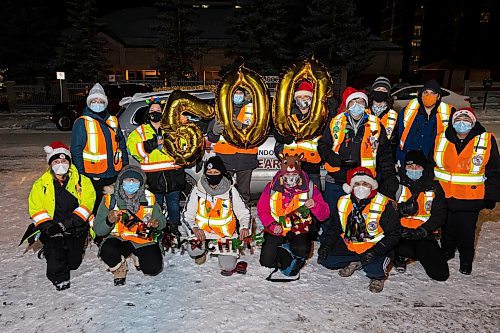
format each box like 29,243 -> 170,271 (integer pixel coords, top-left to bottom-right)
282,173 -> 300,188
406,169 -> 423,180
123,181 -> 140,195
371,103 -> 387,116
453,121 -> 472,134
296,99 -> 311,110
422,94 -> 438,108
353,185 -> 371,200
372,91 -> 389,103
206,173 -> 223,186
233,94 -> 244,105
149,112 -> 162,123
52,163 -> 69,175
348,103 -> 365,118
90,102 -> 106,113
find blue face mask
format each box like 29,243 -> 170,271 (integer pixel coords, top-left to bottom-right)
453,121 -> 472,134
233,94 -> 244,105
406,169 -> 423,180
348,103 -> 365,118
123,181 -> 140,195
90,102 -> 106,113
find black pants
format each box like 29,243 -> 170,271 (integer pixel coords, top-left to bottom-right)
228,170 -> 252,204
260,232 -> 311,268
396,238 -> 449,281
90,176 -> 117,215
100,238 -> 163,276
42,231 -> 88,285
441,210 -> 480,266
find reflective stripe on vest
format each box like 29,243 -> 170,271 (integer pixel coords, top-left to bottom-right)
400,100 -> 451,150
236,104 -> 254,126
135,125 -> 149,162
338,193 -> 387,254
398,186 -> 435,229
107,191 -> 156,244
195,196 -> 236,238
381,109 -> 398,139
433,131 -> 491,199
325,113 -> 380,174
82,116 -> 122,173
283,137 -> 321,163
270,190 -> 309,236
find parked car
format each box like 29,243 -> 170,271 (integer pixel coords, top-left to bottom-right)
118,90 -> 325,202
392,85 -> 471,112
50,83 -> 153,131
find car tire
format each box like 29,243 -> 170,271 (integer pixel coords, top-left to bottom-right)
55,115 -> 74,131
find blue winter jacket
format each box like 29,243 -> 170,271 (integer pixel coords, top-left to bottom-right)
70,107 -> 129,179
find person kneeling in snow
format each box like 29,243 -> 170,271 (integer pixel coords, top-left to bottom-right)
317,167 -> 401,292
27,142 -> 96,291
258,153 -> 329,281
181,156 -> 251,276
93,165 -> 166,286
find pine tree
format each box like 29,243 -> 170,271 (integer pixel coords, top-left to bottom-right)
225,0 -> 297,75
56,0 -> 109,82
155,0 -> 205,81
298,0 -> 372,76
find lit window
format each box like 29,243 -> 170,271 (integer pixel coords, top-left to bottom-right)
202,4 -> 209,9
235,5 -> 242,9
480,12 -> 490,23
411,39 -> 421,47
413,25 -> 422,36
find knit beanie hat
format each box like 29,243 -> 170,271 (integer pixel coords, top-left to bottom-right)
452,108 -> 477,127
371,76 -> 392,93
44,141 -> 71,164
86,83 -> 108,108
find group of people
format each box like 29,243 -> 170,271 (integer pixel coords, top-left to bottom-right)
26,76 -> 498,293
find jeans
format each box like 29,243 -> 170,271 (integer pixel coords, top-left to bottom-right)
319,254 -> 390,279
154,191 -> 181,224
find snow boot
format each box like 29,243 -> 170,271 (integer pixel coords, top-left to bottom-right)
338,261 -> 362,277
459,262 -> 472,275
54,280 -> 70,291
130,254 -> 141,271
393,256 -> 407,273
369,279 -> 385,293
110,256 -> 128,286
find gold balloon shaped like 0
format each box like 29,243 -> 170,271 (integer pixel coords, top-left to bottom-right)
272,57 -> 333,141
161,90 -> 215,165
216,65 -> 270,149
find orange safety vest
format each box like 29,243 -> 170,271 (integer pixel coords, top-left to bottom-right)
399,99 -> 451,150
283,137 -> 321,163
398,185 -> 435,229
134,124 -> 179,172
195,195 -> 237,238
213,104 -> 258,155
434,131 -> 492,200
269,184 -> 312,236
105,191 -> 156,245
380,109 -> 398,140
81,115 -> 123,174
337,193 -> 388,254
324,113 -> 381,175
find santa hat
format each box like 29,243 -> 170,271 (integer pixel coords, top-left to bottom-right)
452,108 -> 477,127
86,83 -> 108,108
44,141 -> 71,164
294,81 -> 314,99
342,167 -> 378,194
338,87 -> 368,114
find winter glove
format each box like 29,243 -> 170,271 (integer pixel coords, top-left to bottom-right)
40,221 -> 64,239
62,214 -> 86,230
340,159 -> 360,167
360,250 -> 377,266
398,199 -> 419,217
143,137 -> 159,154
268,222 -> 283,236
212,119 -> 224,136
317,245 -> 330,263
483,200 -> 496,210
401,227 -> 428,240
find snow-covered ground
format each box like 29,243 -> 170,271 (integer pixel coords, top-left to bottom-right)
1,137 -> 499,333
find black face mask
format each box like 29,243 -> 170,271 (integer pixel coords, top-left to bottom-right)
149,112 -> 162,123
372,91 -> 389,103
206,173 -> 223,186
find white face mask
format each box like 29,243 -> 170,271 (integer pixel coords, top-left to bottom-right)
52,163 -> 69,175
353,185 -> 371,200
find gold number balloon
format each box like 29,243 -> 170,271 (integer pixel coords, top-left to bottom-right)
161,90 -> 215,165
272,57 -> 333,141
216,65 -> 270,149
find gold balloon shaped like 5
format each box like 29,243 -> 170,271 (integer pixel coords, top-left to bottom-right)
272,58 -> 333,141
161,90 -> 215,165
216,66 -> 270,149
